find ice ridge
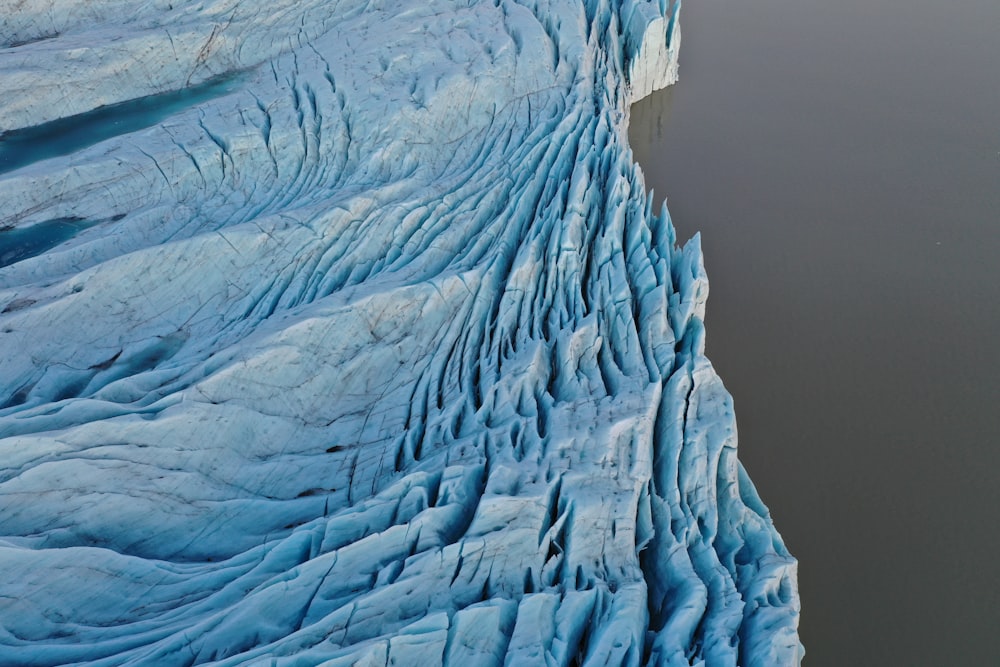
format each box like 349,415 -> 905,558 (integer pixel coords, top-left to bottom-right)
0,0 -> 801,664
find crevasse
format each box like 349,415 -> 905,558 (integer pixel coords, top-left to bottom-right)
0,0 -> 802,664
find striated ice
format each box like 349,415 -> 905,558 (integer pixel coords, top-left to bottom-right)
0,0 -> 801,665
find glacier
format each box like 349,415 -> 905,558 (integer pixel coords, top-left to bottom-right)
0,0 -> 801,665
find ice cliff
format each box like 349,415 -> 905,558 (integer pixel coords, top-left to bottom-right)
0,0 -> 801,664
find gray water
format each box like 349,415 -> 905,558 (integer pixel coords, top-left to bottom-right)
629,0 -> 1000,664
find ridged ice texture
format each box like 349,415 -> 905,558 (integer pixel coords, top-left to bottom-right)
0,0 -> 801,665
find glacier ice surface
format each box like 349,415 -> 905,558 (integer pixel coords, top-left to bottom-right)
0,0 -> 801,664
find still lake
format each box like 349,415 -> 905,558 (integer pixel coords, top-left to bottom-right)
629,0 -> 1000,664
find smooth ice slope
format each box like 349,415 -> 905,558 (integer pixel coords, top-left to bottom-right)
0,0 -> 801,664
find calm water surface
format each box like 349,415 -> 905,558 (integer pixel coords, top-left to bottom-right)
630,0 -> 1000,664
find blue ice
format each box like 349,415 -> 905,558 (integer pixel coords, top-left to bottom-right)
0,0 -> 800,664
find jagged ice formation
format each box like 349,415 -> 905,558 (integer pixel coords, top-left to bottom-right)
0,0 -> 801,664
